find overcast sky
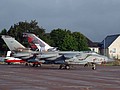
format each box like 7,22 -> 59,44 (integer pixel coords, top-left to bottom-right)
1,0 -> 120,42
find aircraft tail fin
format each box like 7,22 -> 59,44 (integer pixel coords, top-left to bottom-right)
23,33 -> 55,51
2,35 -> 26,51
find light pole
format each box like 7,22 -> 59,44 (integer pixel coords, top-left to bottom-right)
104,38 -> 106,56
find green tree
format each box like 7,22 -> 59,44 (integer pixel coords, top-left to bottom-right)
50,29 -> 89,51
61,34 -> 78,51
7,20 -> 45,47
0,20 -> 90,52
0,29 -> 7,35
72,32 -> 89,51
0,29 -> 8,55
50,28 -> 71,50
42,33 -> 54,46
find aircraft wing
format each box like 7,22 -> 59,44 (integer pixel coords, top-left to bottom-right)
36,51 -> 80,60
59,51 -> 80,59
36,52 -> 59,60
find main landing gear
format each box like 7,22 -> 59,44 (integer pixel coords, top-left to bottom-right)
25,62 -> 42,67
59,64 -> 70,70
84,63 -> 96,70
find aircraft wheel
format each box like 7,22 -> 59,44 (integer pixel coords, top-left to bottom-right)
65,65 -> 70,70
38,63 -> 42,67
92,64 -> 96,70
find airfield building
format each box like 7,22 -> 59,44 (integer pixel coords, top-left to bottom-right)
100,34 -> 120,59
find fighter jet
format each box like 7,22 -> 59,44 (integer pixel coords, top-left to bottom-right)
23,33 -> 114,70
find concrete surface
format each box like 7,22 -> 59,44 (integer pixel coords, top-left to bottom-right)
0,64 -> 120,90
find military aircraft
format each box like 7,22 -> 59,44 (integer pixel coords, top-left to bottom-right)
2,34 -> 114,70
23,33 -> 114,70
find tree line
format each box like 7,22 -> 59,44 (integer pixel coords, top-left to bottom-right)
0,20 -> 90,56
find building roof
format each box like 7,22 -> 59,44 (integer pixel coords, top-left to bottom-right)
101,34 -> 120,48
86,38 -> 100,47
